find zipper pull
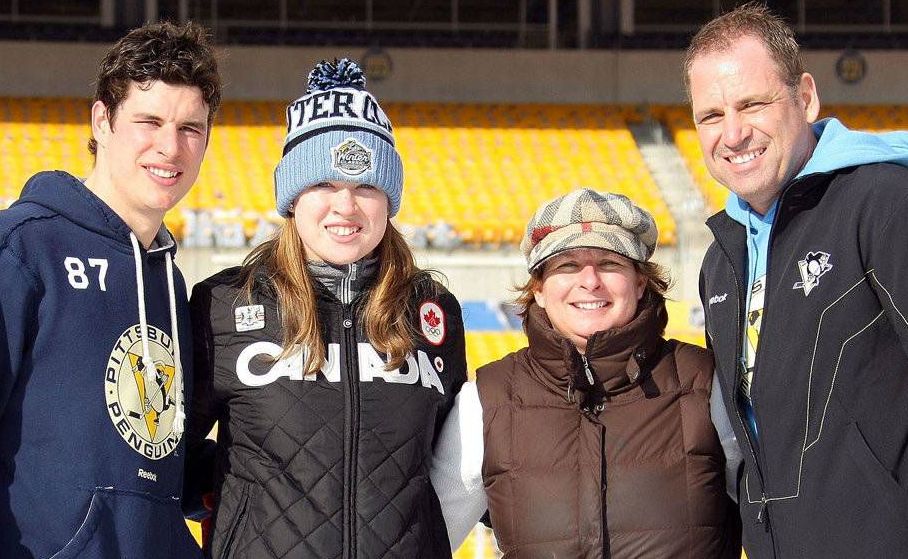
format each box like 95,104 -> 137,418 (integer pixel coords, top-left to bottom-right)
581,355 -> 595,386
756,496 -> 768,524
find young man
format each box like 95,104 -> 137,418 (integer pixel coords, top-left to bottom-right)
685,4 -> 908,557
0,22 -> 221,558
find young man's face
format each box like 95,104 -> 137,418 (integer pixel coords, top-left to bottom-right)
91,80 -> 210,225
688,35 -> 819,214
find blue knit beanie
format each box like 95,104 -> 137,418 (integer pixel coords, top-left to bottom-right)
274,58 -> 403,217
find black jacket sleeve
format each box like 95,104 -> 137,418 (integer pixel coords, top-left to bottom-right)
433,288 -> 468,443
182,279 -> 221,518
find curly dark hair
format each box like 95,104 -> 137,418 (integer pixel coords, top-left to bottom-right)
88,20 -> 221,155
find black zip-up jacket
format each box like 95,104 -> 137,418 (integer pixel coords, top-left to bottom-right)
185,267 -> 466,558
700,162 -> 908,558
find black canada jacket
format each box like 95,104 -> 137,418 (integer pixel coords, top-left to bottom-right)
701,160 -> 908,558
185,267 -> 466,558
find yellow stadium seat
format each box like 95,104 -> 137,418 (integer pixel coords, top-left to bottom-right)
464,331 -> 527,377
23,98 -> 908,246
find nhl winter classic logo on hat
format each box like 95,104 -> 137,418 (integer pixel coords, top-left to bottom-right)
274,58 -> 403,217
520,188 -> 658,272
332,138 -> 373,176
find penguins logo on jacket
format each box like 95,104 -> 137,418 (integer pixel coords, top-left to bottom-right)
105,324 -> 182,460
793,251 -> 833,296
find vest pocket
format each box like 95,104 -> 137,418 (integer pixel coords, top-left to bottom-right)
217,482 -> 250,559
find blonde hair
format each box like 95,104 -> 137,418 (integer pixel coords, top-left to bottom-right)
240,219 -> 433,374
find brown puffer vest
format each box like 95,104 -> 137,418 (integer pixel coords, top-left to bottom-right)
476,301 -> 741,558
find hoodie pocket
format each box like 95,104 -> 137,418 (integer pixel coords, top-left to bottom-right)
50,488 -> 202,559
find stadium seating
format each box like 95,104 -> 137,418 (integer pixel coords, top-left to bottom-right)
8,97 -> 904,244
0,97 -> 676,246
0,97 -> 92,203
653,104 -> 728,213
465,330 -> 528,377
655,103 -> 908,214
821,104 -> 908,130
390,102 -> 676,246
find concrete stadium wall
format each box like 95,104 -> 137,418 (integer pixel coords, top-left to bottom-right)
1,40 -> 907,104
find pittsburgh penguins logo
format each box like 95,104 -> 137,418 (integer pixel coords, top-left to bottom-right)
105,325 -> 182,460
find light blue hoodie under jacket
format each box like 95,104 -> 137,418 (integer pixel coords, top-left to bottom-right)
0,171 -> 201,558
724,117 -> 908,436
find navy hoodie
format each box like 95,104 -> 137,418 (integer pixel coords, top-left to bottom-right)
0,171 -> 201,558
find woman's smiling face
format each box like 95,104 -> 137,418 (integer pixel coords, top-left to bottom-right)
534,248 -> 645,353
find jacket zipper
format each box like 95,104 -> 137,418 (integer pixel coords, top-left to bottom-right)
581,353 -> 608,553
580,355 -> 606,414
342,305 -> 359,559
581,355 -> 595,386
740,188 -> 794,535
714,232 -> 771,532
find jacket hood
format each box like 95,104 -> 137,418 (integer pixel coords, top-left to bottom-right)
724,118 -> 908,225
13,171 -> 177,253
725,118 -> 908,231
798,117 -> 908,177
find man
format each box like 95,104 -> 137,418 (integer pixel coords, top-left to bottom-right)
0,22 -> 220,558
685,3 -> 908,557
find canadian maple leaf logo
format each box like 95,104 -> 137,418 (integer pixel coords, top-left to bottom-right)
424,309 -> 441,328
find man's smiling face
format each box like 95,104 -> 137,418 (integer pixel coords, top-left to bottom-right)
689,35 -> 820,214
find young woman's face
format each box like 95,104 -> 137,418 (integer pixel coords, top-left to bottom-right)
292,181 -> 389,265
534,248 -> 646,353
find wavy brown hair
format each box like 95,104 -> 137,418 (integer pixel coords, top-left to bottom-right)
89,21 -> 222,156
239,219 -> 432,374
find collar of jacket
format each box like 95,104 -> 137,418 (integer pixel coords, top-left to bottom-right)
524,297 -> 666,402
708,171 -> 831,237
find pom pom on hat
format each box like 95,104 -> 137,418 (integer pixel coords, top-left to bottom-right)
274,58 -> 403,217
307,58 -> 366,93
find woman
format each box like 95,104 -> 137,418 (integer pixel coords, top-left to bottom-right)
186,59 -> 466,558
432,188 -> 740,558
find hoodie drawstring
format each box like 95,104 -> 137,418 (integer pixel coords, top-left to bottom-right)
130,232 -> 185,435
165,253 -> 185,434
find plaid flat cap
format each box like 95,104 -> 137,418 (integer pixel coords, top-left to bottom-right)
520,188 -> 658,272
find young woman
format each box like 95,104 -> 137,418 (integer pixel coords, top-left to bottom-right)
186,59 -> 466,558
432,189 -> 741,558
